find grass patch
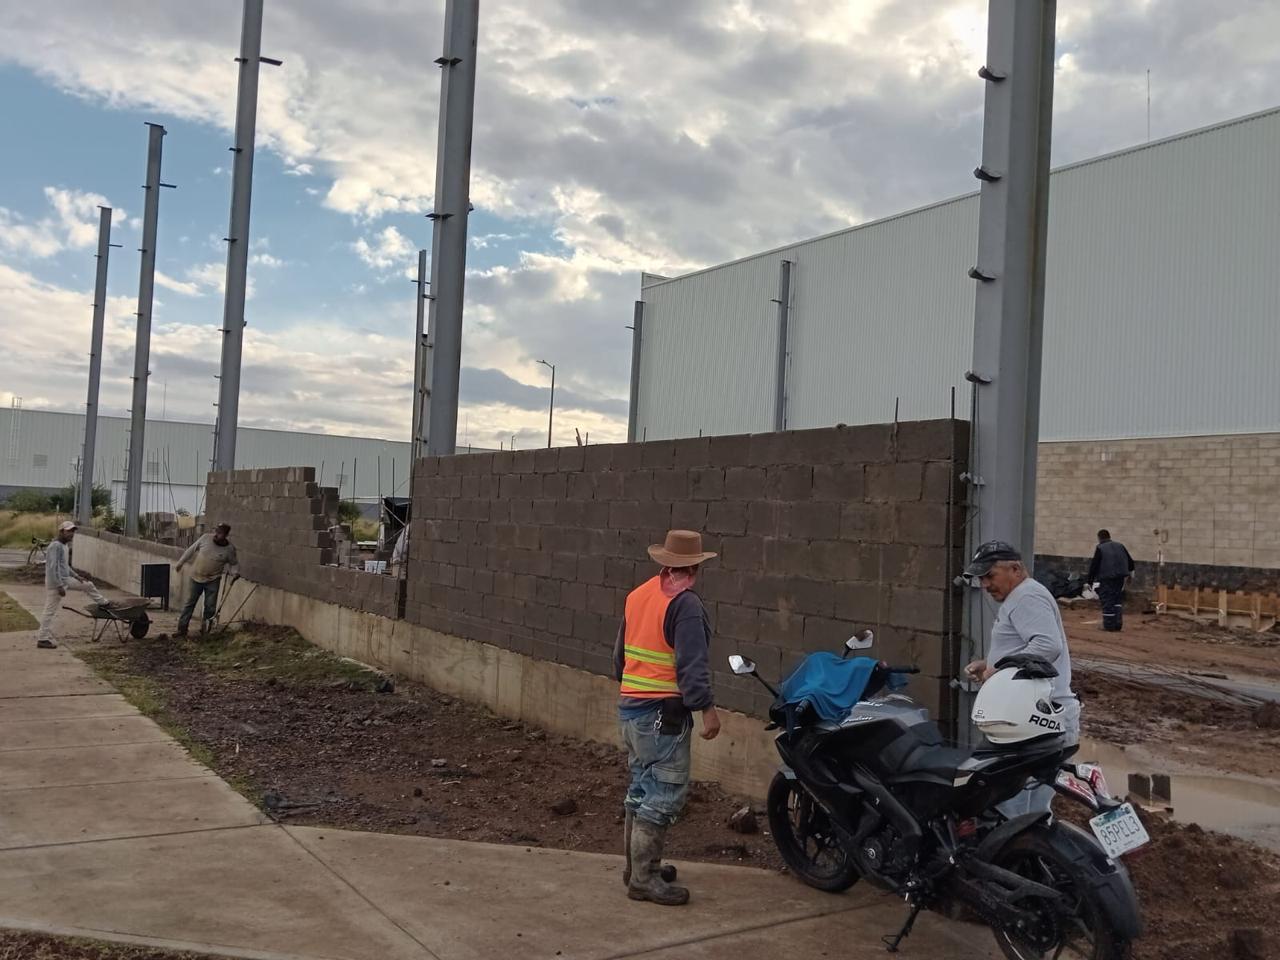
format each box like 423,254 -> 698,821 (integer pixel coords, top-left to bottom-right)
0,591 -> 37,632
74,624 -> 386,806
0,511 -> 61,548
0,928 -> 225,960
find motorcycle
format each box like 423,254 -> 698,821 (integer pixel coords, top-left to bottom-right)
728,632 -> 1147,958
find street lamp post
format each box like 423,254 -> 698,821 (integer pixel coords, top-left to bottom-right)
536,359 -> 556,448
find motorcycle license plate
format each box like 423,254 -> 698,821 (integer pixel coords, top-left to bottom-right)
1089,803 -> 1150,858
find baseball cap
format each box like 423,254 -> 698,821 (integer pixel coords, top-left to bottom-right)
59,521 -> 78,532
963,540 -> 1021,578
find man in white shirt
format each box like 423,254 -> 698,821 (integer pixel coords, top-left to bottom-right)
963,540 -> 1080,815
37,521 -> 108,649
174,523 -> 240,637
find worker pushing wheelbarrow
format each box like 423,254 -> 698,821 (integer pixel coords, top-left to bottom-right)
173,522 -> 240,638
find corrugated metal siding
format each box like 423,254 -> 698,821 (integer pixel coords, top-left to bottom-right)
0,409 -> 412,502
638,107 -> 1280,443
638,257 -> 779,439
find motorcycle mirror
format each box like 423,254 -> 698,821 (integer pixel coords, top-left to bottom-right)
728,654 -> 757,676
845,629 -> 874,651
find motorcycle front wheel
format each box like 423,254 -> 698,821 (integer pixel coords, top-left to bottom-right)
990,829 -> 1132,960
766,772 -> 860,892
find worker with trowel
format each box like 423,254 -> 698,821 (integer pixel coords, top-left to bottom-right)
174,523 -> 240,637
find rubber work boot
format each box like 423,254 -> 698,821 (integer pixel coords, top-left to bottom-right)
623,811 -> 677,887
627,819 -> 689,905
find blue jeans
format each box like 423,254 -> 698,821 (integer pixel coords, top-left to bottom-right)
177,578 -> 221,632
620,705 -> 692,828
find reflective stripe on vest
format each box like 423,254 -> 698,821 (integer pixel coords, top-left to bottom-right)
620,576 -> 679,699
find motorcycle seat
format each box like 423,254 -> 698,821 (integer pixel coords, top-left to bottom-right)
893,742 -> 970,781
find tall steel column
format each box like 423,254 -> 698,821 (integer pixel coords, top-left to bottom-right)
772,259 -> 793,432
125,123 -> 169,537
79,206 -> 116,525
963,0 -> 1056,682
411,249 -> 432,459
626,300 -> 643,443
424,0 -> 480,457
214,0 -> 279,471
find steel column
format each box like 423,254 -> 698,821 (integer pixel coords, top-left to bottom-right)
626,301 -> 644,443
773,259 -> 793,432
424,0 -> 479,457
214,0 -> 269,472
79,206 -> 114,525
963,0 -> 1057,694
125,124 -> 168,538
411,248 -> 431,459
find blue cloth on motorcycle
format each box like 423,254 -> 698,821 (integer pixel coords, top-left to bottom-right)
778,653 -> 905,723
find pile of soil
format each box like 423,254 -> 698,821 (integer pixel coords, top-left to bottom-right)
1056,802 -> 1280,960
1075,669 -> 1280,778
84,627 -> 781,870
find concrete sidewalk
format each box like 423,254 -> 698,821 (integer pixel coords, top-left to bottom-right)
0,581 -> 996,960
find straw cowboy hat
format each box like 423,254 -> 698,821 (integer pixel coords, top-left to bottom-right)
647,529 -> 717,568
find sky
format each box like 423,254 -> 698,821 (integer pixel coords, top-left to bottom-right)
2,1 -> 1278,450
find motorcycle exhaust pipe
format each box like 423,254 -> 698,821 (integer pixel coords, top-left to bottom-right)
850,767 -> 923,862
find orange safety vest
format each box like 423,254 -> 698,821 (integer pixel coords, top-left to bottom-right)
619,576 -> 680,698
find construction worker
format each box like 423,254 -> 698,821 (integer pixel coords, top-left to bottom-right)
174,523 -> 239,637
963,540 -> 1079,815
613,529 -> 721,906
1087,529 -> 1135,632
37,521 -> 109,649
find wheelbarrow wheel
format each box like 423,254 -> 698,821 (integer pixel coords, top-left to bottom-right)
130,613 -> 151,639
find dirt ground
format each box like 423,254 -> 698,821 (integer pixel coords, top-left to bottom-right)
1063,602 -> 1280,681
80,627 -> 782,871
1075,669 -> 1280,779
0,930 -> 218,960
74,622 -> 1280,960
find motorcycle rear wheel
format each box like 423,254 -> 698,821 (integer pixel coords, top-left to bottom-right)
990,830 -> 1131,960
766,773 -> 860,893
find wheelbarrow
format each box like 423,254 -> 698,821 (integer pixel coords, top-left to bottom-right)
65,597 -> 153,642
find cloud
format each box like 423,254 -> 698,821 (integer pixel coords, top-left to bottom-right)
352,225 -> 415,272
4,0 -> 1280,443
154,271 -> 203,296
0,187 -> 122,259
250,251 -> 284,268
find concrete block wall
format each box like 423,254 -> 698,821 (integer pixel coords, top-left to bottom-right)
406,420 -> 968,723
205,467 -> 401,619
1036,432 -> 1280,572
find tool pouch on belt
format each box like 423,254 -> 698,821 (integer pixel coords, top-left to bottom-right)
658,697 -> 690,735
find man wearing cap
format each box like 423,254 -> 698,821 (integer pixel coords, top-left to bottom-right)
174,523 -> 239,637
963,540 -> 1080,814
37,521 -> 109,649
613,529 -> 721,906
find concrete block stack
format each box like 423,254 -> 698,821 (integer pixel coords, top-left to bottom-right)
406,420 -> 968,724
205,467 -> 401,618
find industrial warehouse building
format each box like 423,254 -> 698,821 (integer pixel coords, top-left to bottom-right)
633,107 -> 1280,578
0,407 -> 412,517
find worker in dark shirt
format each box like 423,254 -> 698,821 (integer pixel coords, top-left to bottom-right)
613,529 -> 721,906
1088,529 -> 1135,631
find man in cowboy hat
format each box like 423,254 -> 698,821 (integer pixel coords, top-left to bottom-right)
613,529 -> 721,906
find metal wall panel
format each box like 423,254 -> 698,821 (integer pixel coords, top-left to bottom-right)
638,257 -> 779,440
638,107 -> 1280,443
0,408 -> 413,506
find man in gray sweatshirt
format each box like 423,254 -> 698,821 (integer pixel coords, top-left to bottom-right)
37,521 -> 108,649
963,540 -> 1080,815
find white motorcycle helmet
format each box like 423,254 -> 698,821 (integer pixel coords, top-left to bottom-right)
972,658 -> 1067,744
